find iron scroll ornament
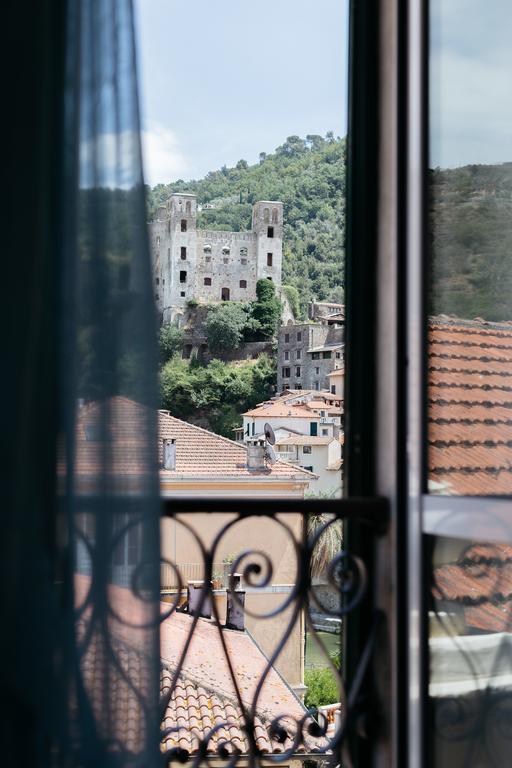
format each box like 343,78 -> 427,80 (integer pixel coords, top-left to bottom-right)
157,498 -> 388,767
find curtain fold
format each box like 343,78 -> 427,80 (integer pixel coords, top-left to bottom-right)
3,1 -> 161,766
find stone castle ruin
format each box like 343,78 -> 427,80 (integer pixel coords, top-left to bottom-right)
150,193 -> 283,325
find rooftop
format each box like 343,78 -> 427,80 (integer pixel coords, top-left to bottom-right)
428,317 -> 512,495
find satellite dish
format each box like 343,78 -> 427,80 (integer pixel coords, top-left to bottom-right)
264,422 -> 276,445
265,444 -> 278,465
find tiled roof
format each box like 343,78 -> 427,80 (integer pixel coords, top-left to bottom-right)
307,344 -> 344,354
160,610 -> 324,756
433,543 -> 512,633
72,397 -> 313,483
276,436 -> 333,446
158,410 -> 313,481
243,403 -> 316,419
75,576 -> 325,758
429,318 -> 512,494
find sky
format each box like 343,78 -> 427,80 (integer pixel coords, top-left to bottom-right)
134,0 -> 349,186
430,0 -> 512,168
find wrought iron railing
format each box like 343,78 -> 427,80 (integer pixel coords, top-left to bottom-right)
158,497 -> 388,765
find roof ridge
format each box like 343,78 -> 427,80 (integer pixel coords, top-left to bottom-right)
159,410 -> 246,452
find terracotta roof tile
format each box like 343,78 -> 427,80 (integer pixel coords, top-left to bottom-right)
429,318 -> 512,494
70,397 -> 313,484
433,543 -> 512,633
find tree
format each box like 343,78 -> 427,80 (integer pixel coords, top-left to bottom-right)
251,279 -> 282,339
159,323 -> 184,362
205,302 -> 249,353
307,511 -> 343,578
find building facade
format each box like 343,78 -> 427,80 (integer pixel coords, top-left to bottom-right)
150,193 -> 283,325
277,321 -> 344,393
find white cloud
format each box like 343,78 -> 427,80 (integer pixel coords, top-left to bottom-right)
140,123 -> 189,186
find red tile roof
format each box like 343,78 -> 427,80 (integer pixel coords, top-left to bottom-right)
433,543 -> 512,633
429,318 -> 512,494
72,397 -> 314,484
160,611 -> 324,756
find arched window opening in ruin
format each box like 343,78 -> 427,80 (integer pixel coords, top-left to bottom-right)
272,208 -> 278,224
221,287 -> 230,301
263,208 -> 270,223
186,201 -> 191,214
181,219 -> 187,232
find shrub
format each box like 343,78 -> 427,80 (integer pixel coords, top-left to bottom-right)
159,323 -> 184,362
282,284 -> 301,320
304,668 -> 339,708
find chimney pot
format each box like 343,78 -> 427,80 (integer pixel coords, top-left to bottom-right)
246,439 -> 266,471
162,438 -> 176,470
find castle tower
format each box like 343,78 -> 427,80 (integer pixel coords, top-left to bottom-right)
252,201 -> 283,291
163,193 -> 198,323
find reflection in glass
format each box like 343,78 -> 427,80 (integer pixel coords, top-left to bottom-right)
428,1 -> 512,496
428,535 -> 512,767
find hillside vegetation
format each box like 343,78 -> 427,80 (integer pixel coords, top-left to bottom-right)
146,134 -> 346,314
430,163 -> 512,321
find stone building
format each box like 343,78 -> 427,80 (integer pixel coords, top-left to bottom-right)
150,193 -> 283,325
277,320 -> 344,393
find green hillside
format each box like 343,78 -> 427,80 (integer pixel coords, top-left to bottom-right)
430,163 -> 512,321
146,134 -> 346,314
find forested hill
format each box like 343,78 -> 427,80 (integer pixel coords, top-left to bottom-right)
146,134 -> 346,314
431,163 -> 512,321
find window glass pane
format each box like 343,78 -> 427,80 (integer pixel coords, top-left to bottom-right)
427,533 -> 512,766
428,1 -> 512,495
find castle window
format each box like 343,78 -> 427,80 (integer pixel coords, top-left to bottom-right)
272,207 -> 278,224
267,276 -> 273,281
180,291 -> 185,297
315,366 -> 320,374
221,287 -> 230,301
297,332 -> 302,342
267,226 -> 274,238
205,256 -> 211,263
295,366 -> 301,377
284,350 -> 290,361
181,219 -> 187,232
204,277 -> 212,286
240,247 -> 247,257
267,253 -> 273,266
155,277 -> 159,285
282,367 -> 290,379
185,201 -> 191,214
222,246 -> 230,255
296,349 -> 301,359
181,247 -> 187,259
203,244 -> 212,253
180,271 -> 187,283
284,333 -> 290,343
241,258 -> 247,265
239,280 -> 247,288
264,208 -> 270,223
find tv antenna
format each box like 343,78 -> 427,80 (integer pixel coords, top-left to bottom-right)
264,422 -> 276,445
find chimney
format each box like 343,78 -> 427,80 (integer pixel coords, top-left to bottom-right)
246,439 -> 266,470
162,438 -> 176,470
226,588 -> 245,631
187,581 -> 212,619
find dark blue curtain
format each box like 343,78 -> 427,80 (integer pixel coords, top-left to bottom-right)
3,1 -> 161,766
